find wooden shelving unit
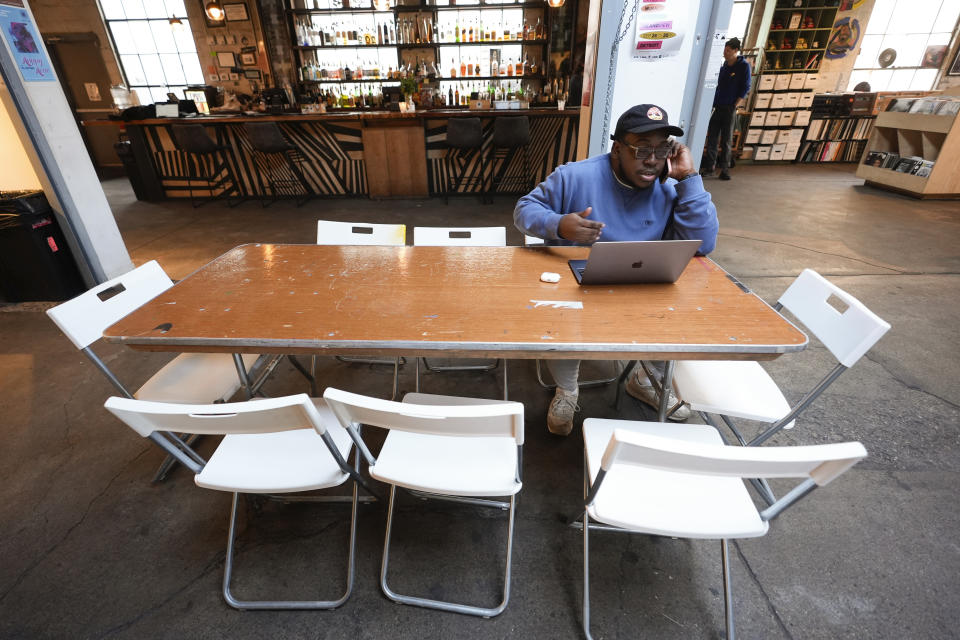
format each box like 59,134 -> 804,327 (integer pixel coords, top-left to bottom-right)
855,111 -> 960,199
763,0 -> 839,73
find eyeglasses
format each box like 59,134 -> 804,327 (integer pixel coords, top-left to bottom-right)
619,140 -> 674,160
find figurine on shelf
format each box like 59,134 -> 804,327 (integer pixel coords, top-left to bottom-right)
771,18 -> 784,30
796,37 -> 808,49
781,37 -> 793,49
767,39 -> 777,50
804,15 -> 816,28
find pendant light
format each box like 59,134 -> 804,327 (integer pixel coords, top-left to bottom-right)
205,1 -> 225,22
547,0 -> 565,7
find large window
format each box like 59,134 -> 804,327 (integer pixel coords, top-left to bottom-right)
728,0 -> 755,45
99,0 -> 205,104
847,0 -> 960,91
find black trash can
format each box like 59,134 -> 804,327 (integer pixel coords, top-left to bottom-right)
0,190 -> 86,302
114,140 -> 151,201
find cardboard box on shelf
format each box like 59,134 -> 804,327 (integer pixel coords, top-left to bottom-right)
789,74 -> 806,90
775,75 -> 791,90
745,128 -> 762,144
750,111 -> 767,126
755,146 -> 771,160
784,92 -> 801,108
770,143 -> 787,160
771,95 -> 787,109
776,129 -> 793,144
755,93 -> 772,109
804,74 -> 819,89
759,75 -> 776,91
795,110 -> 812,126
799,94 -> 814,108
761,129 -> 779,144
780,111 -> 796,126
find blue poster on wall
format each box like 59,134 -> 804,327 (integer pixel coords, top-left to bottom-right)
0,0 -> 55,82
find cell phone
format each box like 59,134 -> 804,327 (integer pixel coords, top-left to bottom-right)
659,157 -> 671,184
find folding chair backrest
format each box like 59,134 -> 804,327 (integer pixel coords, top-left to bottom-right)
323,388 -> 524,445
316,220 -> 406,246
777,269 -> 890,368
603,429 -> 866,487
523,234 -> 545,246
46,260 -> 173,350
105,393 -> 329,438
413,226 -> 507,247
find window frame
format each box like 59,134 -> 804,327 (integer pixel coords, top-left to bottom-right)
97,0 -> 205,105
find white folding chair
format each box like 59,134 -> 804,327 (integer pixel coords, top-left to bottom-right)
105,393 -> 377,610
314,220 -> 408,399
316,219 -> 407,246
671,269 -> 888,501
46,260 -> 275,481
412,226 -> 506,247
323,387 -> 524,618
412,226 -> 508,397
578,417 -> 867,640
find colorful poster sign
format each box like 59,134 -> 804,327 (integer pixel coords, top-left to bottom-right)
0,0 -> 56,82
825,17 -> 860,60
633,0 -> 685,60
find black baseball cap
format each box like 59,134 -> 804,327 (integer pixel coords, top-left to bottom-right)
611,104 -> 684,141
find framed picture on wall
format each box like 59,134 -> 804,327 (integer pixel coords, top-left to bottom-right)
949,46 -> 960,76
243,69 -> 262,80
216,51 -> 237,68
224,2 -> 249,21
240,51 -> 256,66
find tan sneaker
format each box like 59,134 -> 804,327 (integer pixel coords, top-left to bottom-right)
547,387 -> 579,436
625,373 -> 691,422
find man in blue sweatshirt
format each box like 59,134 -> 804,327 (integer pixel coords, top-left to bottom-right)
701,37 -> 751,180
514,103 -> 719,435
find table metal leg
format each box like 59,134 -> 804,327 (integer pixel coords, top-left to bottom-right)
657,360 -> 676,422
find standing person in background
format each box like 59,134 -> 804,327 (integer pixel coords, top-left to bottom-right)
701,37 -> 751,181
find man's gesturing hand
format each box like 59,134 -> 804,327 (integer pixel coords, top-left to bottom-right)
558,207 -> 604,244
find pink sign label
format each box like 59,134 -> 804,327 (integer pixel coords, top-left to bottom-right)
636,41 -> 664,50
639,21 -> 672,29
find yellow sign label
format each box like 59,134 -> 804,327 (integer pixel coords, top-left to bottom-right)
639,31 -> 677,40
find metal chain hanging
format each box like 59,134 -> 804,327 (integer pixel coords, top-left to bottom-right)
600,0 -> 641,148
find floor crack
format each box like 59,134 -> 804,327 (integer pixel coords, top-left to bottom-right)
862,352 -> 960,410
718,233 -> 907,274
0,447 -> 151,605
732,540 -> 795,640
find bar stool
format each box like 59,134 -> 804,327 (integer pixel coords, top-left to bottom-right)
243,122 -> 314,207
490,116 -> 532,195
170,124 -> 241,208
443,117 -> 488,204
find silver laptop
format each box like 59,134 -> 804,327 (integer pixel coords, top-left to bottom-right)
568,240 -> 702,285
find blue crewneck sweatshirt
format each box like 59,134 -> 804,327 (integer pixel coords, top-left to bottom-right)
513,153 -> 719,254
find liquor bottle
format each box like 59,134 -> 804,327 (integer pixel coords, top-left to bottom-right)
454,87 -> 459,105
455,22 -> 460,43
448,86 -> 454,105
523,20 -> 529,40
468,23 -> 473,43
507,59 -> 513,76
449,62 -> 457,77
460,60 -> 466,77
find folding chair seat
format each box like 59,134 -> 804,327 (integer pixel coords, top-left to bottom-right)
46,260 -> 275,481
412,226 -> 508,397
323,388 -> 524,618
578,416 -> 867,640
671,269 -> 889,478
312,220 -> 408,399
105,393 -> 376,609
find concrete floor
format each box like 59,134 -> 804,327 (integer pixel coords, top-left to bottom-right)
1,164 -> 958,639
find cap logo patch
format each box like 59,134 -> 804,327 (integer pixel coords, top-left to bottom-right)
647,107 -> 663,120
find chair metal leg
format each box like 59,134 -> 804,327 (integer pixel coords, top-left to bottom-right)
380,485 -> 515,617
222,487 -> 358,610
151,433 -> 203,482
583,507 -> 593,640
721,538 -> 735,640
535,360 -> 620,390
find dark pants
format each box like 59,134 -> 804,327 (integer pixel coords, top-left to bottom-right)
704,105 -> 736,172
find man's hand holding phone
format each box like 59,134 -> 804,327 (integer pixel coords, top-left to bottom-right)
665,141 -> 695,181
558,207 -> 604,244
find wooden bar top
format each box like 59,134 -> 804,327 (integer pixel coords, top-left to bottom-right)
84,107 -> 579,127
104,244 -> 807,360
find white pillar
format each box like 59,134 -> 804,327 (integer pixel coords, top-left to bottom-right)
0,0 -> 131,284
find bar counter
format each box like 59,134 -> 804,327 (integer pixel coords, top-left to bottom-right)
110,108 -> 580,200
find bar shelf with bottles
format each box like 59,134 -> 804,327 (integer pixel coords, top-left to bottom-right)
288,0 -> 560,108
